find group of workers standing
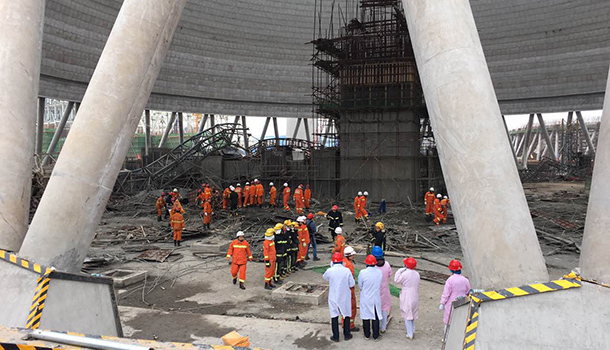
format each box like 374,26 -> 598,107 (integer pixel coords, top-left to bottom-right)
221,181 -> 312,215
225,213 -> 320,290
424,187 -> 451,225
155,188 -> 188,246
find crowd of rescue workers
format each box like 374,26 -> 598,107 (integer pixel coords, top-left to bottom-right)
154,182 -> 468,342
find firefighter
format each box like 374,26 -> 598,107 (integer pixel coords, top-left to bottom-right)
223,187 -> 231,210
229,186 -> 239,217
343,246 -> 359,332
263,228 -> 277,290
170,208 -> 185,246
368,222 -> 386,254
296,216 -> 309,267
294,184 -> 304,214
287,220 -> 299,272
255,179 -> 264,207
155,192 -> 165,221
226,231 -> 253,290
202,199 -> 212,230
354,192 -> 363,221
203,184 -> 212,202
333,227 -> 346,256
235,183 -> 243,208
433,194 -> 443,225
424,187 -> 435,218
283,183 -> 291,211
243,182 -> 251,208
304,184 -> 312,209
358,191 -> 369,221
441,196 -> 450,224
326,205 -> 343,240
273,223 -> 286,284
269,182 -> 277,207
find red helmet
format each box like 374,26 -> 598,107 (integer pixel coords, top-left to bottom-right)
404,257 -> 417,269
299,184 -> 303,188
448,259 -> 463,271
364,255 -> 377,265
332,253 -> 344,263
307,213 -> 314,219
332,205 -> 338,211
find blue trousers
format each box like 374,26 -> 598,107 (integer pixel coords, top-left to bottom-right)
306,234 -> 317,259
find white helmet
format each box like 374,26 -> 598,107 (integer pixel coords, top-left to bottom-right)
297,216 -> 306,223
237,183 -> 241,187
230,186 -> 235,191
344,246 -> 355,257
269,182 -> 274,186
437,194 -> 442,198
236,231 -> 245,237
284,183 -> 288,187
173,188 -> 178,192
246,182 -> 250,185
430,187 -> 434,191
254,179 -> 258,182
444,196 -> 448,199
357,191 -> 363,196
335,227 -> 343,234
363,191 -> 369,196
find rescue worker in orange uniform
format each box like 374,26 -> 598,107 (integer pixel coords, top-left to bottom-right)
203,185 -> 212,202
433,194 -> 443,225
235,183 -> 243,207
222,187 -> 231,210
203,199 -> 213,230
342,246 -> 360,332
196,189 -> 206,206
304,184 -> 312,209
155,192 -> 166,222
243,182 -> 251,208
332,227 -> 346,256
440,196 -> 450,224
170,208 -> 185,246
226,231 -> 253,290
269,182 -> 277,207
263,228 -> 277,290
354,192 -> 363,221
294,184 -> 304,214
424,187 -> 435,217
296,216 -> 310,267
282,183 -> 291,211
249,180 -> 257,207
256,180 -> 264,207
170,188 -> 181,201
172,198 -> 185,215
358,191 -> 369,221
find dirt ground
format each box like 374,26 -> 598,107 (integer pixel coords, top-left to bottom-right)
88,182 -> 587,349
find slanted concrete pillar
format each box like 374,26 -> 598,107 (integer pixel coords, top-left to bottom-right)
580,66 -> 610,283
0,0 -> 45,251
402,0 -> 548,288
20,0 -> 187,272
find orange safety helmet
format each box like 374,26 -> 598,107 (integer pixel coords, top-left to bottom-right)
332,253 -> 344,263
404,257 -> 417,269
364,255 -> 377,266
448,259 -> 463,271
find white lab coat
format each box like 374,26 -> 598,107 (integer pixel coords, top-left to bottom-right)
358,266 -> 383,320
323,263 -> 355,318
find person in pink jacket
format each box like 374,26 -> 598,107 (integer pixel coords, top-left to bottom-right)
394,257 -> 420,340
439,259 -> 471,333
372,246 -> 392,333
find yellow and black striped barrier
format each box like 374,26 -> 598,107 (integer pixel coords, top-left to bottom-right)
0,343 -> 57,350
461,278 -> 581,350
0,250 -> 54,330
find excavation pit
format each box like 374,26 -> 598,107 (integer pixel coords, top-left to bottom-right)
272,282 -> 328,305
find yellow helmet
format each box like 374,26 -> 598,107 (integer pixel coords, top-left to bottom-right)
290,222 -> 299,228
283,220 -> 291,226
265,228 -> 275,237
375,222 -> 385,230
274,223 -> 284,230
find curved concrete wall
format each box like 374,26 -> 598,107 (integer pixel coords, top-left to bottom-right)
39,0 -> 610,116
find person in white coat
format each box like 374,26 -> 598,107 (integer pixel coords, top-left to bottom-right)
358,254 -> 383,341
394,257 -> 420,339
323,252 -> 355,342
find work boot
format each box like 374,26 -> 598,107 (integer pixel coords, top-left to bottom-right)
173,240 -> 176,246
313,257 -> 320,261
157,216 -> 161,222
239,282 -> 246,290
274,279 -> 283,285
344,334 -> 353,341
269,283 -> 276,289
265,283 -> 272,290
329,336 -> 339,343
233,278 -> 237,285
177,240 -> 181,246
305,256 -> 310,260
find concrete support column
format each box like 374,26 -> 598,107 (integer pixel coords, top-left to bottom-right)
241,116 -> 249,150
0,0 -> 46,251
20,0 -> 187,272
260,117 -> 270,140
580,66 -> 610,283
576,111 -> 596,156
303,118 -> 311,142
273,117 -> 280,144
502,115 -> 519,167
210,114 -> 215,135
521,114 -> 535,168
402,0 -> 548,288
159,112 -> 176,147
197,113 -> 208,133
144,109 -> 151,156
42,101 -> 74,167
178,112 -> 184,143
537,113 -> 557,161
292,118 -> 302,139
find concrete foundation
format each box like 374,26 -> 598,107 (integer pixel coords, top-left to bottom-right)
191,241 -> 230,254
20,0 -> 187,272
402,0 -> 548,288
580,65 -> 610,283
0,262 -> 122,336
103,269 -> 147,288
0,0 -> 45,251
272,282 -> 328,306
445,282 -> 610,350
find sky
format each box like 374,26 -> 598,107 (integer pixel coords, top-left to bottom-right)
504,110 -> 602,131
